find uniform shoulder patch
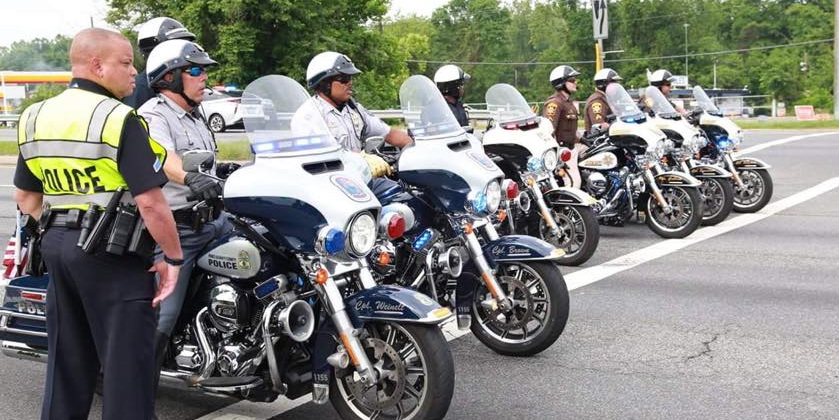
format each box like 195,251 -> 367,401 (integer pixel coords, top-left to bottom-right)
545,102 -> 558,119
592,102 -> 603,113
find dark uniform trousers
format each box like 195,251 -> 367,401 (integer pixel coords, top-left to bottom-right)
40,227 -> 156,420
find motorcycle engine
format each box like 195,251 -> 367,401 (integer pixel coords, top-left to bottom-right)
585,171 -> 608,196
208,282 -> 253,333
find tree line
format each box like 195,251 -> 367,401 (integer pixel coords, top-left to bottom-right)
1,0 -> 834,111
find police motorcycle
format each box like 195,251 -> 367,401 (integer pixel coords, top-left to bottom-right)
689,85 -> 774,213
563,83 -> 704,239
642,86 -> 734,226
367,75 -> 570,357
2,75 -> 457,420
480,83 -> 599,266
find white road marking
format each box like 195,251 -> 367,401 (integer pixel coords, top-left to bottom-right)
565,177 -> 839,291
193,132 -> 839,420
737,132 -> 838,156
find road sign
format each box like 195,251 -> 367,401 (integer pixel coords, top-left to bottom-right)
794,105 -> 817,121
592,0 -> 608,40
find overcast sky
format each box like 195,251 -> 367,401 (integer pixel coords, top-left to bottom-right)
0,0 -> 453,48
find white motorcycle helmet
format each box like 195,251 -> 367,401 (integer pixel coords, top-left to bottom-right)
649,69 -> 676,87
549,65 -> 581,90
434,64 -> 471,98
146,39 -> 217,105
306,51 -> 362,90
594,68 -> 622,91
137,17 -> 195,58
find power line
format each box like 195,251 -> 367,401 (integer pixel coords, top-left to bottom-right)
406,38 -> 833,66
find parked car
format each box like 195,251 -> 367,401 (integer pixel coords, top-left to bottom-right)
199,89 -> 242,133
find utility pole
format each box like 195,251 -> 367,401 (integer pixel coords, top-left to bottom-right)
684,23 -> 690,85
834,0 -> 839,119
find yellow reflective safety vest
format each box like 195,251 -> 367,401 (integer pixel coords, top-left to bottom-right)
17,88 -> 167,210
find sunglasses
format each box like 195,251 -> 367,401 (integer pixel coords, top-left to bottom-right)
334,74 -> 353,84
185,66 -> 207,77
566,79 -> 578,84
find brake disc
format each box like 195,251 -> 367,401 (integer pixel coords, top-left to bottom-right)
344,337 -> 407,411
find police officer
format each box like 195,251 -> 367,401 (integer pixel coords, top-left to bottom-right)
543,65 -> 581,148
124,17 -> 196,108
648,69 -> 685,113
434,64 -> 471,127
584,68 -> 622,132
295,51 -> 411,180
137,39 -> 234,396
13,28 -> 182,420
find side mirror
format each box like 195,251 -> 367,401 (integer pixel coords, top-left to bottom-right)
462,126 -> 474,134
182,150 -> 215,173
364,136 -> 385,154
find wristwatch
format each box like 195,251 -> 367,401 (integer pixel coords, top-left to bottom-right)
163,255 -> 185,266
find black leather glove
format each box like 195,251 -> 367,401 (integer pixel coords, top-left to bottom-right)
215,162 -> 241,180
184,172 -> 223,201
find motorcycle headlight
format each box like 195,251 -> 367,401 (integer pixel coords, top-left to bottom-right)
485,180 -> 502,214
347,212 -> 376,256
542,149 -> 558,171
527,156 -> 543,173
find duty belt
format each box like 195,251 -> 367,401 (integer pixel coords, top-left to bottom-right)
46,209 -> 85,229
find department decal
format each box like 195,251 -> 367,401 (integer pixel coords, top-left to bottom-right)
330,175 -> 372,202
466,150 -> 498,172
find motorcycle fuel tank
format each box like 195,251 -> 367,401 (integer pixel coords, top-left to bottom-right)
197,238 -> 261,279
579,151 -> 618,170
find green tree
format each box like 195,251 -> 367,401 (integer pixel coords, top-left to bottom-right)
0,36 -> 72,71
16,84 -> 66,112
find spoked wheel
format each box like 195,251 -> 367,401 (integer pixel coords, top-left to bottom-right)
470,261 -> 569,356
536,205 -> 599,266
699,177 -> 734,226
733,169 -> 773,213
330,322 -> 454,420
645,186 -> 703,238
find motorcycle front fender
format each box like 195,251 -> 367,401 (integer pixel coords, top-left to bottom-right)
345,285 -> 452,325
654,171 -> 702,187
733,156 -> 771,170
543,187 -> 598,207
481,235 -> 564,263
689,164 -> 732,179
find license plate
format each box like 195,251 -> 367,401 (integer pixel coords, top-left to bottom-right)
16,300 -> 45,316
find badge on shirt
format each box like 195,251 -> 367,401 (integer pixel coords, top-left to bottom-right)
545,103 -> 558,119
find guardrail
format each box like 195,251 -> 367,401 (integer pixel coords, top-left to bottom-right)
0,114 -> 19,128
370,109 -> 493,120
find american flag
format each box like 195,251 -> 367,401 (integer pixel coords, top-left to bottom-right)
2,210 -> 28,280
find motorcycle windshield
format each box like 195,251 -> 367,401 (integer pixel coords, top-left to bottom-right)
644,86 -> 680,119
605,83 -> 645,122
485,83 -> 536,124
693,85 -> 720,113
243,75 -> 338,155
399,75 -> 464,139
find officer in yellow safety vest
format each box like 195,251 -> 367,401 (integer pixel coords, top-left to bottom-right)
13,28 -> 183,420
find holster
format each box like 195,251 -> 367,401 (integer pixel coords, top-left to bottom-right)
21,214 -> 46,276
104,204 -> 155,261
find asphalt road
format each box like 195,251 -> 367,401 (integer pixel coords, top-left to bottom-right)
0,129 -> 838,420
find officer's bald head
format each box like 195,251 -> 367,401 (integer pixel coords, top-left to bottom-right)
70,28 -> 137,98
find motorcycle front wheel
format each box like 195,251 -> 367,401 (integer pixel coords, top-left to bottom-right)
699,177 -> 734,226
533,205 -> 600,266
733,168 -> 773,213
330,322 -> 454,420
470,261 -> 569,356
645,186 -> 703,238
